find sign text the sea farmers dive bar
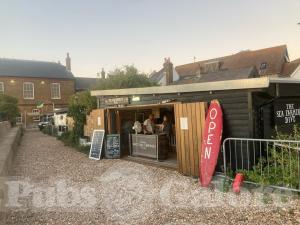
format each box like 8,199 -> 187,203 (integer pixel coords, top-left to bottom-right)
274,98 -> 300,133
275,101 -> 300,124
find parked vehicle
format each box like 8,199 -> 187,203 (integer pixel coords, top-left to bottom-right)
53,108 -> 68,136
38,114 -> 53,130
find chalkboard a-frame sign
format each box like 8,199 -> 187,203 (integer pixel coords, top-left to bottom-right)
105,134 -> 121,159
89,129 -> 105,160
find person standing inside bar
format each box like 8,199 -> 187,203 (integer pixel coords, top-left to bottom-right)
161,115 -> 172,155
162,115 -> 172,137
143,114 -> 155,134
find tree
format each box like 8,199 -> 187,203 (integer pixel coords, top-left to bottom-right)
68,91 -> 97,142
93,65 -> 157,90
0,94 -> 20,125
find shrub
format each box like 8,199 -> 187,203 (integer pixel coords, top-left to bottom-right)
68,91 -> 96,144
93,65 -> 158,90
42,125 -> 58,136
0,94 -> 19,125
241,126 -> 300,189
57,131 -> 90,155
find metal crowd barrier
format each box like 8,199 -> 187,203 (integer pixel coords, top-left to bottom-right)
221,138 -> 300,192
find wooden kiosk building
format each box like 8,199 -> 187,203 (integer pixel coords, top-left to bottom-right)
91,77 -> 300,177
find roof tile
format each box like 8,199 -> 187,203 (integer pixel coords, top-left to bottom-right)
175,45 -> 287,77
0,58 -> 74,79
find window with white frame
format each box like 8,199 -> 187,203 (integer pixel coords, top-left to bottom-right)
23,82 -> 34,99
32,109 -> 40,121
16,114 -> 22,124
51,83 -> 61,99
0,82 -> 4,94
32,109 -> 40,114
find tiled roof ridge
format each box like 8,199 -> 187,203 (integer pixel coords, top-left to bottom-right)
176,44 -> 287,69
0,57 -> 62,65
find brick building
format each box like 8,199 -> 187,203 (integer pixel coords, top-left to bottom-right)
0,54 -> 75,127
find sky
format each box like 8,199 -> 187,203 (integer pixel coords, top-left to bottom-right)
0,0 -> 300,77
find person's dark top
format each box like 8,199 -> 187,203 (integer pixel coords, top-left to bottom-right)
162,122 -> 172,135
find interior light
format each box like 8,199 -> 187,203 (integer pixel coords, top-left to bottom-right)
132,96 -> 140,102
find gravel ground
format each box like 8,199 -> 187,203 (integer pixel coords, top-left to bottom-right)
0,129 -> 299,225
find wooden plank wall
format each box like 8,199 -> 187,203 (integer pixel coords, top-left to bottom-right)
99,90 -> 251,138
107,109 -> 112,134
84,109 -> 105,139
174,102 -> 207,177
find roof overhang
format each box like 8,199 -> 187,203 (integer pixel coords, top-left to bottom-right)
91,77 -> 300,97
269,77 -> 300,84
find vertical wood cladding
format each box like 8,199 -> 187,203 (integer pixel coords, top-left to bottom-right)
174,102 -> 207,177
84,109 -> 105,139
99,90 -> 252,139
99,90 -> 253,172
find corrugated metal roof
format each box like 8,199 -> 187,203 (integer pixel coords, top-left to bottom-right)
0,58 -> 74,79
91,77 -> 271,96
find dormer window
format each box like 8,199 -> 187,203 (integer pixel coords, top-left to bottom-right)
203,61 -> 221,73
260,62 -> 267,70
285,54 -> 290,63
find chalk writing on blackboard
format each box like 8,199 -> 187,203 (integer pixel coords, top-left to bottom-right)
89,129 -> 105,160
105,134 -> 120,159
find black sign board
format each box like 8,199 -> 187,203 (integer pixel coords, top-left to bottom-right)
89,129 -> 105,160
105,134 -> 121,159
274,98 -> 300,133
104,97 -> 129,106
131,134 -> 157,158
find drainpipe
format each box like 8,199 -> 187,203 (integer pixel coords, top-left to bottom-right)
275,83 -> 280,97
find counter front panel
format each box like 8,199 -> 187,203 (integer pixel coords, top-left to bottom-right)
130,134 -> 169,160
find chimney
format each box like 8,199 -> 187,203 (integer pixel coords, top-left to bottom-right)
163,57 -> 173,85
101,68 -> 106,79
66,53 -> 71,71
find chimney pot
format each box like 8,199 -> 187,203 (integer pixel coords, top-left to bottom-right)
163,58 -> 173,85
101,68 -> 106,79
66,53 -> 71,71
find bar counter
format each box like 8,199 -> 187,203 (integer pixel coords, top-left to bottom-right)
129,133 -> 169,160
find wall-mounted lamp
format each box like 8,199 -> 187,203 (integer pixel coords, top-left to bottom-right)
41,81 -> 45,85
132,96 -> 140,102
10,79 -> 15,84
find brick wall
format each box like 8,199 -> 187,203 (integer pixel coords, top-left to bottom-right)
0,76 -> 75,126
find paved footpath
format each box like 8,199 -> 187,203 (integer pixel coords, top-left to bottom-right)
0,130 -> 299,225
